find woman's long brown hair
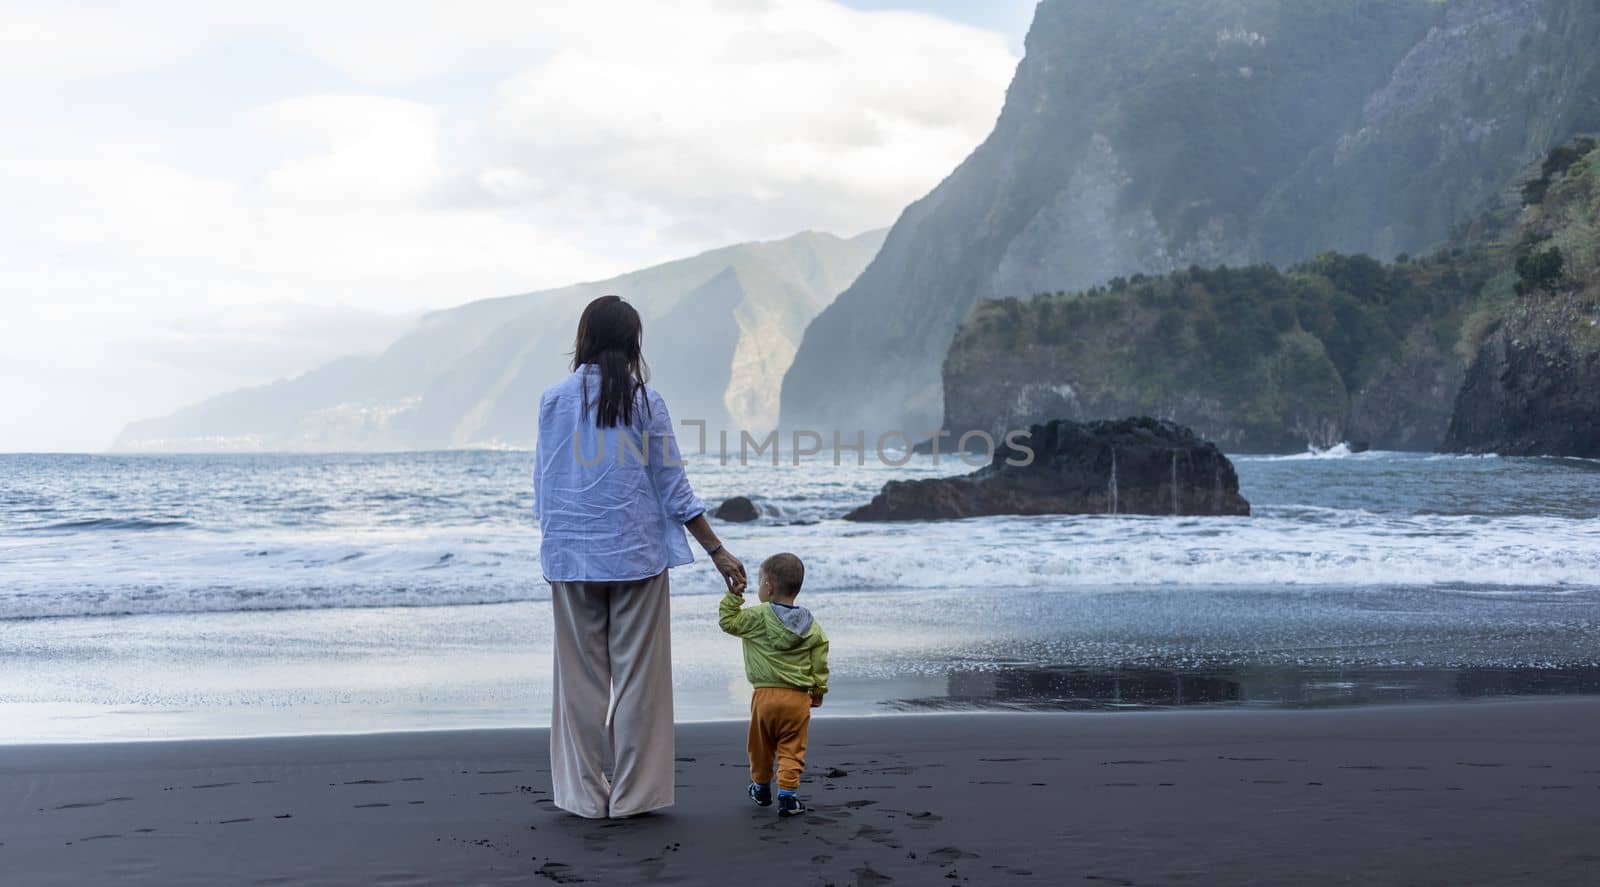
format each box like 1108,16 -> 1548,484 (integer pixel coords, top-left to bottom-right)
571,295 -> 649,428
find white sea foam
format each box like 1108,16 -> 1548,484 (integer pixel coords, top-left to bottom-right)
3,508 -> 1597,620
1236,443 -> 1391,462
4,450 -> 1598,621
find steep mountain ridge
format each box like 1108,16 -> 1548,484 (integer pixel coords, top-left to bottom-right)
116,230 -> 884,452
940,138 -> 1600,455
781,0 -> 1600,436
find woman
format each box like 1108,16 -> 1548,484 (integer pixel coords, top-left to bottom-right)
533,294 -> 746,819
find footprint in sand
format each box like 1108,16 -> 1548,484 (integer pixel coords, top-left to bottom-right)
55,797 -> 135,810
927,846 -> 979,863
851,864 -> 893,885
853,825 -> 900,848
535,861 -> 583,884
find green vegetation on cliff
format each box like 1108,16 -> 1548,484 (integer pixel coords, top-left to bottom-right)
946,138 -> 1600,455
951,251 -> 1496,452
1516,138 -> 1600,301
1445,140 -> 1600,455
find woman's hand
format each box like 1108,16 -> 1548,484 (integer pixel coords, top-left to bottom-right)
712,547 -> 747,592
683,513 -> 745,591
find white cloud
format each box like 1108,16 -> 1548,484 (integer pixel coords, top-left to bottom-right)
0,4 -> 204,81
0,0 -> 1017,450
247,96 -> 443,206
486,1 -> 1012,242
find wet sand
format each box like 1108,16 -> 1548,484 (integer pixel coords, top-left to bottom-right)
3,698 -> 1598,885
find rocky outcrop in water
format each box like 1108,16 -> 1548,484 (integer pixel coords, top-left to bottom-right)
712,496 -> 761,523
844,418 -> 1249,522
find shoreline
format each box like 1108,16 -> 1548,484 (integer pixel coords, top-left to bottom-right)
8,585 -> 1600,744
5,696 -> 1598,884
5,690 -> 1600,748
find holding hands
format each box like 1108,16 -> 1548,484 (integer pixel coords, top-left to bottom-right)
713,546 -> 747,593
684,513 -> 745,592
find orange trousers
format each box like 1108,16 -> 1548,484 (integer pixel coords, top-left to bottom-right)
747,687 -> 811,790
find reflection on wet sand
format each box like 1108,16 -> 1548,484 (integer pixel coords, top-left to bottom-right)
885,664 -> 1600,712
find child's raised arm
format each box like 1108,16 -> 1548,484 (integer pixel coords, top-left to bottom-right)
718,587 -> 762,637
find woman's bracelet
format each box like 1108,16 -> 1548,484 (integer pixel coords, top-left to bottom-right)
706,543 -> 724,557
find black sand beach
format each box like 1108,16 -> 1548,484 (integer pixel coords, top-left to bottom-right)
4,698 -> 1599,885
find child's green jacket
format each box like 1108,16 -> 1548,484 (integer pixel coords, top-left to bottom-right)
718,591 -> 829,697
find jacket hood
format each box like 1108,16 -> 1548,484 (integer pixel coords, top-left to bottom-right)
764,602 -> 814,650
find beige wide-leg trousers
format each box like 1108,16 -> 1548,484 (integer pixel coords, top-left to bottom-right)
548,570 -> 674,819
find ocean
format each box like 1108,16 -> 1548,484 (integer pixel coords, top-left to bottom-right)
2,449 -> 1599,741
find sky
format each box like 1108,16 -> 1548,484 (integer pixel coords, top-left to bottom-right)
0,0 -> 1031,452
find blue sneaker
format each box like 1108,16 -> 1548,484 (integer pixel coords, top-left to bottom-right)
777,792 -> 807,817
748,782 -> 772,807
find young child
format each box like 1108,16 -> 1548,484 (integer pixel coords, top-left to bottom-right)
718,552 -> 829,817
